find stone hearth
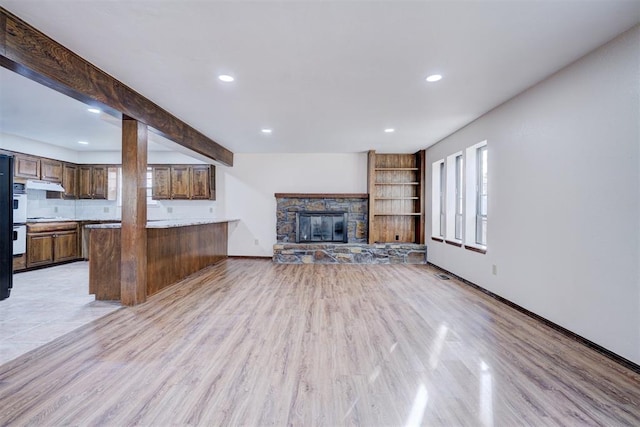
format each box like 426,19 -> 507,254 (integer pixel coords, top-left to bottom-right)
273,243 -> 427,264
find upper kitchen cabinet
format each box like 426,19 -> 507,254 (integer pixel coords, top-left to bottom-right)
61,163 -> 78,199
170,166 -> 191,200
14,153 -> 40,180
78,165 -> 117,200
40,159 -> 63,183
151,166 -> 171,200
151,165 -> 215,200
13,152 -> 63,183
191,165 -> 214,200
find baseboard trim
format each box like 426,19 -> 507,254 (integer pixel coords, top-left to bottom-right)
428,262 -> 640,375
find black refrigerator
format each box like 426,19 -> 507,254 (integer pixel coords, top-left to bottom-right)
0,154 -> 13,300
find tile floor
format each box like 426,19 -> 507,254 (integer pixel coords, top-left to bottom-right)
0,261 -> 121,366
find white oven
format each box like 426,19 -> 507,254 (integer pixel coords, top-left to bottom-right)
13,193 -> 27,224
13,225 -> 26,256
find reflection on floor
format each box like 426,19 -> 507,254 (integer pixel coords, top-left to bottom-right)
0,261 -> 121,366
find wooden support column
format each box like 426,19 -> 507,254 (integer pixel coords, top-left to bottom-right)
121,116 -> 147,306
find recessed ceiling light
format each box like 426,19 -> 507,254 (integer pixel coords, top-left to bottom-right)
77,141 -> 89,145
384,128 -> 395,133
261,128 -> 272,134
218,74 -> 235,82
426,74 -> 442,82
87,108 -> 101,114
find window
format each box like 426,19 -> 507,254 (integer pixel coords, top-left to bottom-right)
464,141 -> 487,250
476,146 -> 488,245
439,162 -> 445,237
445,152 -> 463,243
117,167 -> 158,206
431,159 -> 445,239
455,154 -> 464,240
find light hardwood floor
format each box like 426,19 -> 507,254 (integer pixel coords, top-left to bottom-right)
0,259 -> 638,426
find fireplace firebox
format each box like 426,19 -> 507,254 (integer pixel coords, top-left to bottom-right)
296,211 -> 348,243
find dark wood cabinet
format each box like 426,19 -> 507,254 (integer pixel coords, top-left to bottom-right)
152,166 -> 171,199
170,166 -> 191,199
190,165 -> 211,199
78,165 -> 113,199
62,163 -> 78,199
14,154 -> 40,179
151,164 -> 215,200
26,222 -> 79,268
40,159 -> 63,183
53,230 -> 78,262
26,233 -> 54,267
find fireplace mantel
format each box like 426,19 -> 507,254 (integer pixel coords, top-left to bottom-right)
274,193 -> 368,199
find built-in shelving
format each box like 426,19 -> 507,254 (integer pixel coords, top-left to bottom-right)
367,150 -> 426,244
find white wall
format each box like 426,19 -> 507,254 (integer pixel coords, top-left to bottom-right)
220,153 -> 368,256
425,26 -> 640,364
0,133 -> 79,163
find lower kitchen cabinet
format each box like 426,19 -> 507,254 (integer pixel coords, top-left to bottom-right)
26,222 -> 79,268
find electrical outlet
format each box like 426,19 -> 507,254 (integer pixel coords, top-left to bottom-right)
209,207 -> 214,213
167,207 -> 173,213
395,235 -> 400,241
254,239 -> 259,246
103,207 -> 109,213
54,206 -> 58,213
492,264 -> 497,275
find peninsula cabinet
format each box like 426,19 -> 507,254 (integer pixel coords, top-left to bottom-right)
151,165 -> 215,200
26,222 -> 79,268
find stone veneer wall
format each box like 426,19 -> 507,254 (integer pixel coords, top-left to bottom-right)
275,194 -> 368,243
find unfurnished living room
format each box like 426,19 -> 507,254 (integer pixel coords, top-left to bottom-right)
0,1 -> 639,426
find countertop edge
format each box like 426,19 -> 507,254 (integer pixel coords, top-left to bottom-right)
85,218 -> 240,229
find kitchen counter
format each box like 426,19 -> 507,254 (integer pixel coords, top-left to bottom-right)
89,219 -> 236,301
84,218 -> 238,229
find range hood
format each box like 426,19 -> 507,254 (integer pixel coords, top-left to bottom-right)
26,180 -> 66,192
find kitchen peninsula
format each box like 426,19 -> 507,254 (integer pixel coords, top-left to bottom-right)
87,218 -> 237,301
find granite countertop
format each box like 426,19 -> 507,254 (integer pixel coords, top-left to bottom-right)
84,218 -> 239,229
27,218 -> 121,223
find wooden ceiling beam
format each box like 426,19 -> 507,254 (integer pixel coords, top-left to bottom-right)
0,8 -> 233,166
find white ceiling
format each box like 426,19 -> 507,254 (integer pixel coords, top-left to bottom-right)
1,0 -> 639,155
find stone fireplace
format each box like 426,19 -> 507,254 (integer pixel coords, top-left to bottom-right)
275,193 -> 368,243
273,193 -> 426,264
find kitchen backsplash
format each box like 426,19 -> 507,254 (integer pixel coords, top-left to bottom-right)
26,189 -> 217,221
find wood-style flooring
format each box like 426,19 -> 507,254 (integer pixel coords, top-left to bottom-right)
0,259 -> 638,426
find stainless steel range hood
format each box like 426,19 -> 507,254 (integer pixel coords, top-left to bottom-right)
26,180 -> 66,192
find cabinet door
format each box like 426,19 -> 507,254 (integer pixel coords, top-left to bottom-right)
190,166 -> 210,200
92,166 -> 108,199
14,154 -> 40,179
62,163 -> 78,199
27,233 -> 54,267
171,166 -> 190,199
40,159 -> 63,183
78,166 -> 93,198
152,166 -> 171,199
54,231 -> 78,262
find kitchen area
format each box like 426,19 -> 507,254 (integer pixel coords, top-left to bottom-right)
0,65 -> 229,365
